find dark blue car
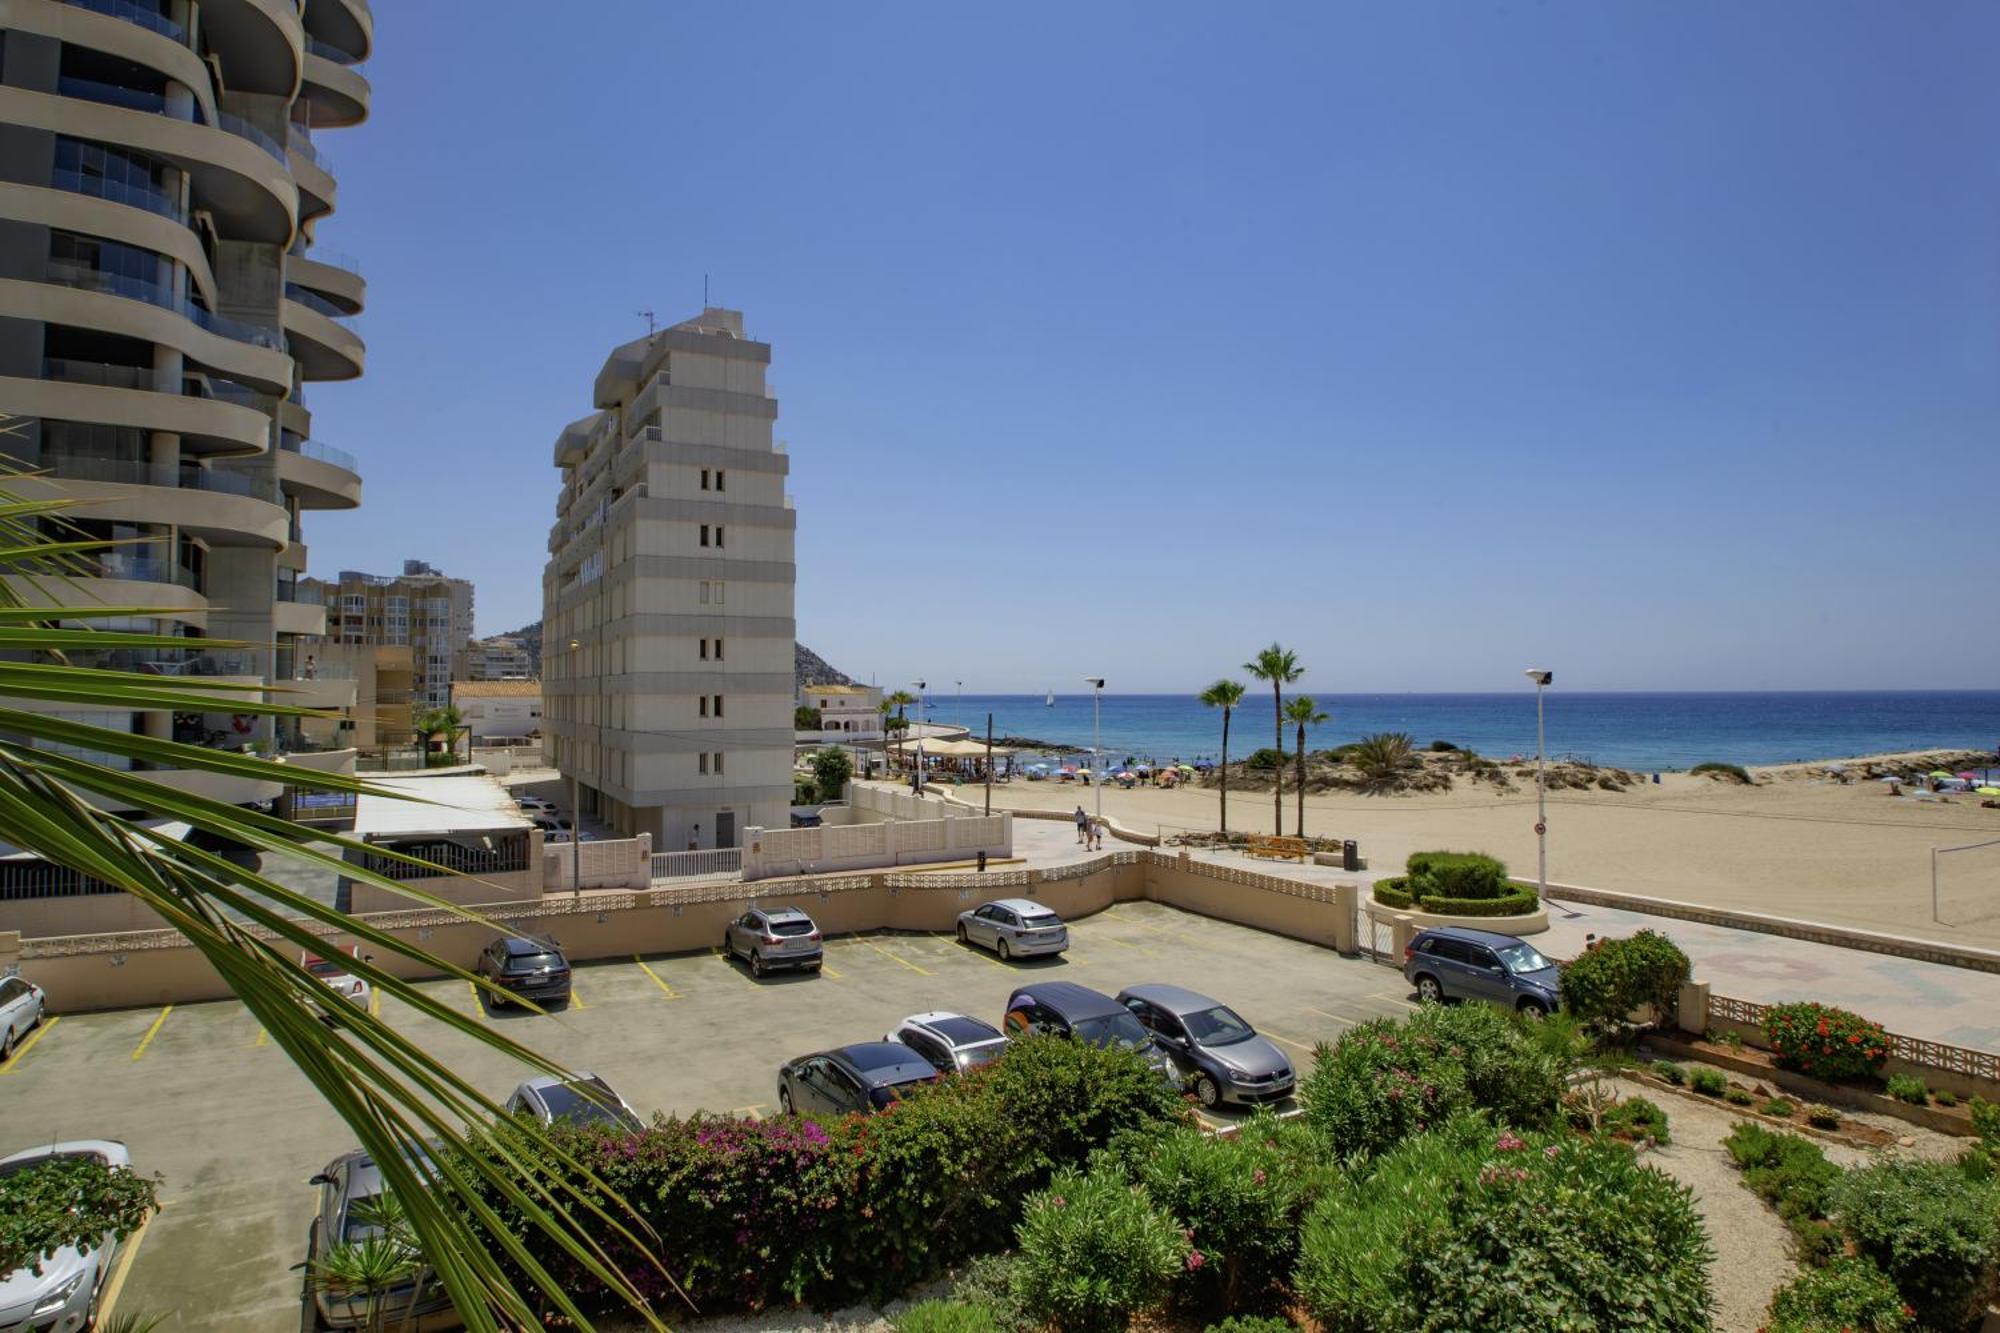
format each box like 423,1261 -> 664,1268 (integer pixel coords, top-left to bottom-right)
1403,926 -> 1560,1016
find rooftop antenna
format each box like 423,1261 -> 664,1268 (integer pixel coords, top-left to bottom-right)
703,273 -> 710,307
637,309 -> 656,336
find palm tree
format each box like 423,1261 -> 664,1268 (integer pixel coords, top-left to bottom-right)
1349,731 -> 1418,789
1284,695 -> 1329,837
1243,643 -> 1302,834
0,455 -> 669,1330
884,690 -> 917,773
314,1232 -> 417,1333
410,708 -> 442,766
1197,679 -> 1246,834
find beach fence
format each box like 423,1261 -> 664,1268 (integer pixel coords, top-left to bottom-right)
1932,837 -> 2000,928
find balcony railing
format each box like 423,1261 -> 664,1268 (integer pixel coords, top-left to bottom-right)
305,37 -> 367,68
286,123 -> 330,172
279,436 -> 358,472
69,647 -> 269,677
216,111 -> 287,165
59,0 -> 186,42
38,455 -> 281,503
50,164 -> 186,223
88,553 -> 200,589
45,267 -> 283,350
57,74 -> 167,115
41,357 -> 157,391
283,283 -> 358,328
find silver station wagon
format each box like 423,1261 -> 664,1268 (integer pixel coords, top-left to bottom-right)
955,898 -> 1069,960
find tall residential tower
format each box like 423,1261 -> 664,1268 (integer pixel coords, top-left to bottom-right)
543,308 -> 794,849
0,0 -> 372,804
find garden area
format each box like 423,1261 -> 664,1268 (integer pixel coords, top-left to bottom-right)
1371,849 -> 1538,917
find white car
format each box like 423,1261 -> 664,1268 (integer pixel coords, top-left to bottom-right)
303,946 -> 371,1010
0,1139 -> 133,1331
516,796 -> 556,815
0,975 -> 45,1061
955,898 -> 1070,961
884,1012 -> 1009,1073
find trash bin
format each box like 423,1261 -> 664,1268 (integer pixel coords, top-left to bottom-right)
977,849 -> 988,873
1342,840 -> 1359,871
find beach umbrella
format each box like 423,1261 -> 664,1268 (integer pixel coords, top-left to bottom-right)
1134,764 -> 1151,774
1958,771 -> 1978,780
1178,764 -> 1196,773
1928,770 -> 1952,778
1978,786 -> 2000,796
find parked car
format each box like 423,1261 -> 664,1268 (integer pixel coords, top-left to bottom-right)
0,974 -> 45,1060
777,1041 -> 939,1115
1403,926 -> 1561,1016
955,897 -> 1069,960
0,1139 -> 131,1331
515,796 -> 556,815
722,907 -> 823,977
474,934 -> 572,1008
504,1073 -> 644,1133
302,945 -> 371,1011
1002,981 -> 1177,1082
532,815 -> 572,835
306,1145 -> 456,1330
1115,983 -> 1294,1108
884,1011 -> 1009,1073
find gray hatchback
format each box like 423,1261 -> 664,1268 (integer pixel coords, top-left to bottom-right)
1116,984 -> 1295,1108
1403,926 -> 1561,1016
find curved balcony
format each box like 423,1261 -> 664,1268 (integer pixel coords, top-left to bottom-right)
299,50 -> 369,128
286,124 -> 338,219
0,86 -> 296,243
192,0 -> 304,98
11,463 -> 289,548
277,436 -> 361,509
0,569 -> 209,629
302,0 -> 372,65
272,596 -> 328,637
17,0 -> 218,126
281,294 -> 364,381
0,277 -> 293,394
0,369 -> 271,458
286,253 -> 364,315
0,178 -> 219,309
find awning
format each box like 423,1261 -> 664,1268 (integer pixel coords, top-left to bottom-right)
907,737 -> 1017,758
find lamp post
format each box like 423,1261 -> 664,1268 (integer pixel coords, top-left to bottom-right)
1084,677 -> 1105,825
912,679 -> 926,790
955,679 -> 962,731
1524,669 -> 1552,904
568,638 -> 583,897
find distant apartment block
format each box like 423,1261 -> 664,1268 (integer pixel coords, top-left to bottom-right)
304,559 -> 473,711
311,642 -> 413,748
450,678 -> 541,743
542,308 -> 795,850
799,682 -> 884,742
457,633 -> 533,681
0,0 -> 373,816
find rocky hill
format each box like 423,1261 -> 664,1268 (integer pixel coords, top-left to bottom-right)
500,619 -> 851,693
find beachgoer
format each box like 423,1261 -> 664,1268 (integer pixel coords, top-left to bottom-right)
303,655 -> 317,680
1091,818 -> 1105,851
1075,806 -> 1089,844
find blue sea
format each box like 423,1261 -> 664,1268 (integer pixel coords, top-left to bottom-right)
914,692 -> 2000,773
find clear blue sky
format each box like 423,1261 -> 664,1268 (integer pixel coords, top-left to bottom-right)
308,1 -> 2000,693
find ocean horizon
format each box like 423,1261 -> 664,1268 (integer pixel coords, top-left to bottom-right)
892,690 -> 2000,772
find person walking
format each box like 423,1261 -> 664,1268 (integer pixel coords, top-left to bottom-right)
1090,818 -> 1105,851
1074,805 -> 1089,844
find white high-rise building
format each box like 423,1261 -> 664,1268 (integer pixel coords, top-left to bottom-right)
542,308 -> 794,849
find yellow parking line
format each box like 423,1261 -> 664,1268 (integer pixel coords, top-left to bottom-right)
130,1006 -> 172,1061
858,936 -> 933,976
0,1016 -> 59,1074
568,985 -> 587,1010
368,988 -> 381,1019
632,956 -> 684,999
819,962 -> 842,980
92,1201 -> 157,1324
253,1026 -> 269,1048
1258,1025 -> 1319,1057
735,1104 -> 766,1121
1303,1006 -> 1357,1027
937,932 -> 1007,968
1103,911 -> 1175,937
710,946 -> 758,987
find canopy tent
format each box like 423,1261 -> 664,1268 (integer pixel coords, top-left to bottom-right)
909,737 -> 1018,758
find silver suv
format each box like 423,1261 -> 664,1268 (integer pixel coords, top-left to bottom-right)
723,907 -> 823,976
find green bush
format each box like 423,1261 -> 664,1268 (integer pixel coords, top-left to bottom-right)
1416,889 -> 1540,917
1764,1002 -> 1890,1082
1133,1117 -> 1301,1314
1296,1001 -> 1566,1159
1934,1089 -> 1959,1108
1725,1122 -> 1844,1263
1405,850 -> 1509,900
1806,1105 -> 1842,1130
0,1154 -> 159,1277
1012,1165 -> 1187,1333
1725,1087 -> 1755,1106
1243,748 -> 1284,771
810,746 -> 853,801
1765,1256 -> 1913,1333
1600,1096 -> 1672,1145
1652,1060 -> 1687,1086
1690,761 -> 1752,783
1427,739 -> 1460,752
1884,1074 -> 1929,1105
1370,877 -> 1413,910
1761,1098 -> 1796,1118
948,1254 -> 1032,1333
1972,1097 -> 2000,1145
1203,1317 -> 1295,1333
1295,1115 -> 1713,1331
1830,1159 -> 2000,1331
893,1301 -> 1001,1333
1557,929 -> 1692,1026
1690,1066 -> 1728,1096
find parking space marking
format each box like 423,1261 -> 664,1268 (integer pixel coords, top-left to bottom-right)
1102,910 -> 1176,937
0,1016 -> 59,1074
1086,934 -> 1155,956
568,985 -> 588,1010
819,961 -> 842,980
92,1202 -> 156,1325
1303,1006 -> 1357,1027
369,988 -> 382,1018
734,1104 -> 766,1121
252,1026 -> 269,1048
129,1006 -> 172,1061
1256,1025 -> 1320,1057
710,947 -> 758,987
856,936 -> 933,976
935,933 -> 1007,969
632,956 -> 683,1000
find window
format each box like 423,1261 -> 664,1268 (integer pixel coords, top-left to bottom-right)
699,696 -> 708,718
700,468 -> 710,490
713,525 -> 724,548
699,580 -> 725,605
713,695 -> 724,718
713,752 -> 725,775
698,752 -> 710,775
714,637 -> 724,660
699,638 -> 708,660
715,469 -> 726,492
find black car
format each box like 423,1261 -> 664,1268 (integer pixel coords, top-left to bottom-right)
475,934 -> 572,1007
1116,983 -> 1295,1108
777,1041 -> 939,1116
1002,981 -> 1177,1082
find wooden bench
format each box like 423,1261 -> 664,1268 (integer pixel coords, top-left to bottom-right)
1246,835 -> 1310,862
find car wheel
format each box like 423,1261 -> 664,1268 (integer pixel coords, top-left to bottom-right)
1519,998 -> 1549,1019
956,923 -> 968,943
997,938 -> 1011,961
750,951 -> 766,978
1415,975 -> 1443,1004
1,1026 -> 13,1060
1195,1074 -> 1222,1108
722,931 -> 735,959
778,1085 -> 794,1114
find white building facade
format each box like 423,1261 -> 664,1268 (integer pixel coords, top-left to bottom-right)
798,683 -> 884,743
542,308 -> 794,850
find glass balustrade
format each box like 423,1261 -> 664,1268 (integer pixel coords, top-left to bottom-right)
59,0 -> 186,41
37,455 -> 281,504
45,267 -> 283,350
49,165 -> 186,223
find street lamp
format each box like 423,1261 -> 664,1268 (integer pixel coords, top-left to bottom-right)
1084,677 -> 1105,825
568,638 -> 583,897
1524,669 -> 1553,904
955,679 -> 963,731
912,679 -> 926,790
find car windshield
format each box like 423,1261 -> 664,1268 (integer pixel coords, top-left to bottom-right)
1073,1011 -> 1151,1049
929,1015 -> 1000,1044
304,957 -> 346,978
767,919 -> 815,937
866,1072 -> 933,1109
539,1080 -> 637,1130
1019,912 -> 1062,929
956,1042 -> 1005,1069
1497,942 -> 1554,973
503,952 -> 562,975
1182,1005 -> 1256,1046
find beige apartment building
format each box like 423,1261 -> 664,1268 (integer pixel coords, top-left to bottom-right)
457,632 -> 533,681
302,559 -> 473,713
0,0 -> 372,812
543,308 -> 795,850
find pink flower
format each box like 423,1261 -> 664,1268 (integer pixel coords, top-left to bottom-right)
1252,1169 -> 1267,1185
1495,1132 -> 1526,1152
1186,1249 -> 1206,1271
1543,1145 -> 1560,1159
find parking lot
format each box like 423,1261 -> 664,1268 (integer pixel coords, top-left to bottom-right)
1,902 -> 1414,1330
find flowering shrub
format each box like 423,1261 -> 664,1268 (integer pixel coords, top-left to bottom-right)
1558,929 -> 1691,1025
1297,1001 -> 1565,1158
1132,1115 -> 1307,1314
1764,1002 -> 1889,1082
1765,1257 -> 1912,1333
1013,1165 -> 1187,1333
1829,1159 -> 2000,1331
1295,1115 -> 1713,1330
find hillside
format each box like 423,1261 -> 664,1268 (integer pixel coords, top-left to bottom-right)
499,620 -> 851,692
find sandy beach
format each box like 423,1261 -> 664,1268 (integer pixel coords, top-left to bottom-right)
960,750 -> 2000,947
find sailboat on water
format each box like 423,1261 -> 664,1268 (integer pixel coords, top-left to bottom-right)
1044,689 -> 1055,707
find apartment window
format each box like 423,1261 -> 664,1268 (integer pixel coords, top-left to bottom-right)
700,468 -> 710,491
714,636 -> 723,660
713,695 -> 724,718
700,524 -> 710,547
699,637 -> 708,660
699,696 -> 708,718
714,752 -> 725,775
698,752 -> 709,775
700,580 -> 724,605
715,469 -> 725,492
714,525 -> 724,548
